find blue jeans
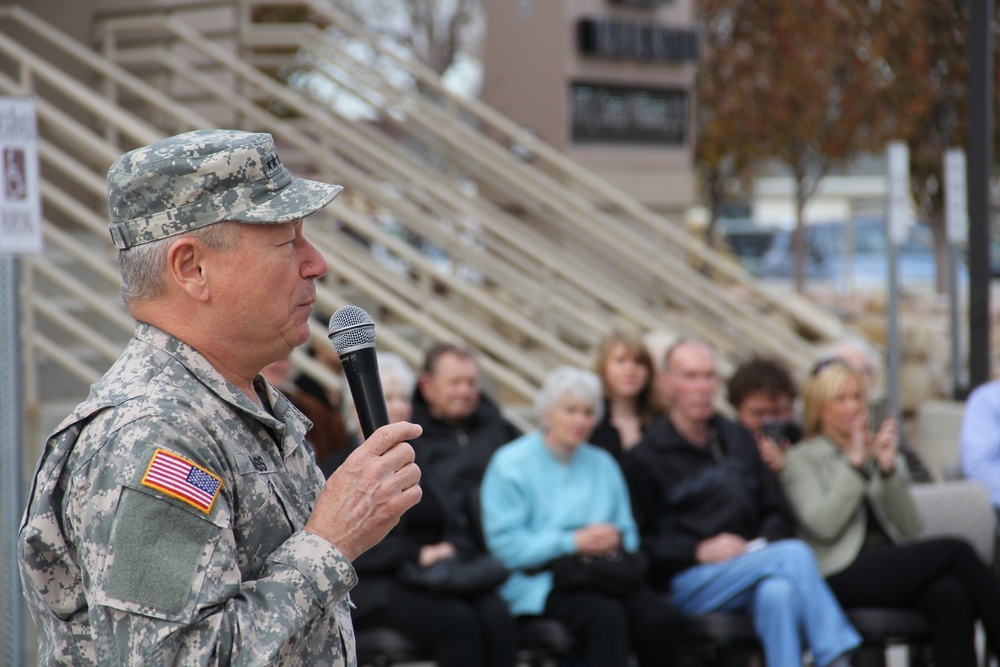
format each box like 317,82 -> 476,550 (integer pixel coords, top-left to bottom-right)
671,539 -> 861,667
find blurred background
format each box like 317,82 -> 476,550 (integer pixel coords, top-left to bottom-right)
1,0 -> 998,662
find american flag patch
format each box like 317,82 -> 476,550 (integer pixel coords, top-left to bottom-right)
141,449 -> 223,514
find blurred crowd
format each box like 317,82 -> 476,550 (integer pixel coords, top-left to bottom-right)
270,325 -> 1000,667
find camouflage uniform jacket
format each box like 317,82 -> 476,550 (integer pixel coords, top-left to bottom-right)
18,322 -> 358,666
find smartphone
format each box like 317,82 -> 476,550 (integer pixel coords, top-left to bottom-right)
761,419 -> 787,443
867,397 -> 888,433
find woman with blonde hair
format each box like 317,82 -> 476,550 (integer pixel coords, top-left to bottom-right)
590,331 -> 664,464
782,359 -> 1000,666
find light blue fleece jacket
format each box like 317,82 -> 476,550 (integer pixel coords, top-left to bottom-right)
480,430 -> 639,616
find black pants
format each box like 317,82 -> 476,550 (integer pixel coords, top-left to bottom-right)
544,585 -> 679,667
354,580 -> 517,667
826,537 -> 1000,667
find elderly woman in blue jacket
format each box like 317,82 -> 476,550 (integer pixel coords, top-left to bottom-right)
481,366 -> 678,667
782,359 -> 1000,667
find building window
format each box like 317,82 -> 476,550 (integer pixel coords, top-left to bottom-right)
570,83 -> 687,145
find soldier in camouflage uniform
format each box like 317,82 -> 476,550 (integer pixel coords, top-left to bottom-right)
18,129 -> 422,666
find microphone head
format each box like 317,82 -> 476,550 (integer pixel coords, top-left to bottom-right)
328,306 -> 376,356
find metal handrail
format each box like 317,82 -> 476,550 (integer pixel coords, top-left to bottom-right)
96,14 -> 783,374
0,2 -> 854,427
253,0 -> 845,343
131,6 -> 837,370
277,24 -> 831,368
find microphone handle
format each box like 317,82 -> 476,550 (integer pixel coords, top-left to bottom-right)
340,350 -> 390,440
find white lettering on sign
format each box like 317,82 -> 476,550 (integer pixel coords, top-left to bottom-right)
0,97 -> 40,256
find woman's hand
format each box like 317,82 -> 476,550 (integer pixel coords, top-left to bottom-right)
757,436 -> 787,475
846,417 -> 870,469
870,418 -> 898,474
418,541 -> 457,567
573,523 -> 622,556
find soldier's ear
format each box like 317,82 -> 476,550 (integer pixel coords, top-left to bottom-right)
166,236 -> 210,302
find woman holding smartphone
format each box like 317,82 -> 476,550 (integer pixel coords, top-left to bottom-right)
781,359 -> 1000,667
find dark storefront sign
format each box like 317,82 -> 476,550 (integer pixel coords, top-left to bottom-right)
571,83 -> 687,145
577,17 -> 698,63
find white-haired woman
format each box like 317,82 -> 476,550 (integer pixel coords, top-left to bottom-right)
481,366 -> 678,667
378,352 -> 417,424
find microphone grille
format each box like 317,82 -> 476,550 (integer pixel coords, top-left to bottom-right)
328,305 -> 376,354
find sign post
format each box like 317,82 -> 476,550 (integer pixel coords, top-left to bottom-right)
0,96 -> 40,667
885,141 -> 909,425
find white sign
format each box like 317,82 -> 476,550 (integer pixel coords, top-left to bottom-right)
944,148 -> 968,245
0,98 -> 40,256
886,141 -> 910,247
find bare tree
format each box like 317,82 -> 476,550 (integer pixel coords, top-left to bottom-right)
331,0 -> 483,78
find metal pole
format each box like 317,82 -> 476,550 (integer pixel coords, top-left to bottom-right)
968,0 -> 994,390
944,148 -> 969,398
886,142 -> 909,424
948,245 -> 966,396
0,256 -> 26,667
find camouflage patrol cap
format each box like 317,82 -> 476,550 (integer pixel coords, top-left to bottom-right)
107,129 -> 343,249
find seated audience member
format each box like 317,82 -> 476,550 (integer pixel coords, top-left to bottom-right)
959,376 -> 1000,512
590,331 -> 664,464
323,351 -> 417,475
411,342 -> 522,536
782,359 -> 1000,667
379,352 -> 417,424
481,367 -> 679,667
726,355 -> 802,475
261,357 -> 350,468
351,356 -> 517,667
822,337 -> 932,482
623,338 -> 860,667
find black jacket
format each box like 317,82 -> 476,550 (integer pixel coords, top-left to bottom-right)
590,400 -> 627,465
622,414 -> 793,589
349,460 -> 480,619
409,388 -> 522,531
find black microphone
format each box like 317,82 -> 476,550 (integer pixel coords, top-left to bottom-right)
328,306 -> 390,439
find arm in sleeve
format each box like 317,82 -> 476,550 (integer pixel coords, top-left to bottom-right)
960,383 -> 1000,507
869,459 -> 923,538
621,453 -> 699,570
94,498 -> 356,665
84,421 -> 357,665
352,521 -> 421,574
480,455 -> 575,569
607,461 -> 640,552
781,447 -> 866,543
743,432 -> 794,541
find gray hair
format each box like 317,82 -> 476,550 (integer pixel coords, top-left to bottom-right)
118,221 -> 243,305
534,366 -> 604,423
820,336 -> 880,367
378,352 -> 417,394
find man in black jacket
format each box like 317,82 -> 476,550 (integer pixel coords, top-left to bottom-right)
411,342 -> 522,542
623,338 -> 860,667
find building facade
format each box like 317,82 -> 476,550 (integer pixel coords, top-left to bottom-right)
482,0 -> 698,216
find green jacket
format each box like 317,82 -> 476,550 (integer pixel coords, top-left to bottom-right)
781,435 -> 923,576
